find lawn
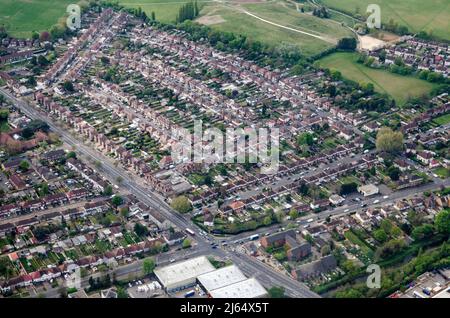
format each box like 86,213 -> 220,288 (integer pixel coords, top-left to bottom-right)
434,167 -> 450,179
320,0 -> 450,40
316,52 -> 437,105
0,120 -> 9,133
0,0 -> 74,38
344,229 -> 374,258
433,113 -> 450,126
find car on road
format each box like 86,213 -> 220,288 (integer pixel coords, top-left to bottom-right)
344,209 -> 350,212
383,195 -> 389,199
373,199 -> 380,204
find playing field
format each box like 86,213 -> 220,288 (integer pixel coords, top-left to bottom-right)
320,0 -> 450,40
316,52 -> 437,105
0,0 -> 73,38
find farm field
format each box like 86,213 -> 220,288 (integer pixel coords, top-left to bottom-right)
319,0 -> 450,40
0,0 -> 73,38
316,52 -> 437,105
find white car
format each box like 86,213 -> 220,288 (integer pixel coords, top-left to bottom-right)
344,209 -> 350,213
373,199 -> 380,204
383,195 -> 389,199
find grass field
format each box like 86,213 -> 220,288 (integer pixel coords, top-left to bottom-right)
433,167 -> 450,179
433,113 -> 450,126
197,1 -> 353,56
319,0 -> 450,40
119,0 -> 204,23
0,0 -> 73,38
316,52 -> 437,104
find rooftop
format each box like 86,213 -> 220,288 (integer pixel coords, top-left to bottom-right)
197,265 -> 247,293
154,256 -> 215,288
208,278 -> 267,298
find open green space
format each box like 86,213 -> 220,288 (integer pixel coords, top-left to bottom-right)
433,113 -> 450,126
316,52 -> 437,104
319,0 -> 450,40
0,0 -> 73,38
119,0 -> 198,23
197,1 -> 353,56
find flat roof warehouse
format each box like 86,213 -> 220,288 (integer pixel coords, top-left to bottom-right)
154,256 -> 215,292
154,256 -> 267,298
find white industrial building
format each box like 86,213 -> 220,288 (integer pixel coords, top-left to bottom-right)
358,184 -> 379,197
208,278 -> 268,298
154,256 -> 215,292
197,265 -> 247,293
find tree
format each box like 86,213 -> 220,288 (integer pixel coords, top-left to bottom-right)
151,11 -> 156,21
376,127 -> 404,155
337,37 -> 357,51
387,166 -> 401,181
339,182 -> 357,195
66,151 -> 77,159
268,286 -> 285,298
19,160 -> 30,172
435,209 -> 450,236
182,238 -> 192,249
103,185 -> 113,196
373,228 -> 388,243
143,258 -> 155,275
120,207 -> 129,218
40,31 -> 50,42
117,287 -> 129,298
111,195 -> 123,207
170,196 -> 192,213
263,215 -> 272,226
134,223 -> 148,237
412,224 -> 435,241
289,209 -> 299,220
296,132 -> 314,146
63,81 -> 75,92
0,108 -> 9,121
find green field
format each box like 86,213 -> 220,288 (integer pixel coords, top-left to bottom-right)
0,0 -> 73,38
119,1 -> 353,56
433,167 -> 450,179
197,1 -> 353,56
316,52 -> 437,104
320,0 -> 450,40
119,0 -> 202,23
433,113 -> 450,126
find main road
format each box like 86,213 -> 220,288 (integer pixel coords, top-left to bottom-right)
1,87 -> 319,298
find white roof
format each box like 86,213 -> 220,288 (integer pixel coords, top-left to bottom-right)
197,265 -> 247,292
154,256 -> 215,289
432,287 -> 450,298
209,278 -> 267,298
358,184 -> 379,195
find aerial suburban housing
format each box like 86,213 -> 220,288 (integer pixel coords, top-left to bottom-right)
0,0 -> 448,304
